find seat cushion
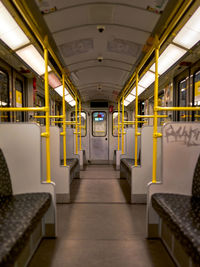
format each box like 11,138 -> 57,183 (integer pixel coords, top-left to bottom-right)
0,192 -> 51,265
121,158 -> 135,171
61,158 -> 79,170
152,193 -> 200,265
192,154 -> 200,198
0,149 -> 12,197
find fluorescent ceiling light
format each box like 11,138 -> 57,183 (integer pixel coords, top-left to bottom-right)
0,100 -> 7,106
55,85 -> 68,97
130,85 -> 145,96
65,94 -> 73,102
48,73 -> 61,89
125,94 -> 135,102
0,2 -> 29,49
68,100 -> 76,106
16,44 -> 51,75
139,71 -> 155,88
150,44 -> 186,75
123,100 -> 130,106
173,6 -> 200,49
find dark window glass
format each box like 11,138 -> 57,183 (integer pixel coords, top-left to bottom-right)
92,111 -> 107,137
0,70 -> 9,122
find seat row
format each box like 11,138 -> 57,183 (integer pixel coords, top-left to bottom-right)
0,123 -> 82,266
116,122 -> 200,266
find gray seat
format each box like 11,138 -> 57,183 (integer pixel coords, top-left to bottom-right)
152,154 -> 200,266
0,149 -> 51,266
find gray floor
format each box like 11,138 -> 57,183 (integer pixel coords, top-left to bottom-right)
28,165 -> 175,267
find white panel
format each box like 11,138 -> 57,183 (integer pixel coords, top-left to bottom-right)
41,126 -> 70,196
114,6 -> 159,32
0,124 -> 56,230
147,123 -> 200,230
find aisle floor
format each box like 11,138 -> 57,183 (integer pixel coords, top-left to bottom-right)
29,165 -> 175,267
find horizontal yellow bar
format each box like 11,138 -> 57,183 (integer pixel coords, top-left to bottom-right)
0,107 -> 47,112
50,115 -> 64,118
195,115 -> 200,118
137,115 -> 168,118
156,106 -> 200,111
94,130 -> 105,133
41,132 -> 49,138
73,132 -> 81,134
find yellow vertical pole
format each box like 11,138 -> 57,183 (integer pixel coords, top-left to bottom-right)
44,45 -> 51,183
79,100 -> 82,150
152,37 -> 159,183
118,99 -> 120,150
62,73 -> 67,166
135,72 -> 139,166
75,95 -> 78,154
122,95 -> 124,154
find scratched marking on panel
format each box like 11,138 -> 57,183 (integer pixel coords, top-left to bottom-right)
164,124 -> 200,146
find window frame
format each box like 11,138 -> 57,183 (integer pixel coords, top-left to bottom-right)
71,111 -> 87,137
92,111 -> 107,137
112,111 -> 128,137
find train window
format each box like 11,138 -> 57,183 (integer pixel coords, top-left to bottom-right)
178,79 -> 187,121
112,111 -> 128,136
92,111 -> 107,137
35,94 -> 45,125
55,102 -> 62,127
71,111 -> 87,137
0,70 -> 9,122
194,70 -> 200,121
15,79 -> 24,122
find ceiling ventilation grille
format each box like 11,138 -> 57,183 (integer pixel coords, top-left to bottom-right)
107,39 -> 142,57
59,39 -> 94,57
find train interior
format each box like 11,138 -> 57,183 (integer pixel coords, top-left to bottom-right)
0,0 -> 200,266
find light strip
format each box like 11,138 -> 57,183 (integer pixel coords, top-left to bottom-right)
130,85 -> 145,96
150,44 -> 186,75
173,6 -> 200,49
16,45 -> 51,75
68,100 -> 76,106
139,71 -> 155,89
65,94 -> 73,102
48,73 -> 61,89
55,85 -> 68,97
0,2 -> 29,50
125,94 -> 135,102
123,100 -> 130,106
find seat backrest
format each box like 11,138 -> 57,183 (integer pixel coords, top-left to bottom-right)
192,154 -> 200,198
0,149 -> 13,197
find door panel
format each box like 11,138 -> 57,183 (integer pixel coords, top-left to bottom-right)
90,111 -> 108,160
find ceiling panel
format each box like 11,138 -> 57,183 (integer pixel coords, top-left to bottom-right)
35,0 -> 169,102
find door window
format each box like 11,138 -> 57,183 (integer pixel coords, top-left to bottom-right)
0,70 -> 9,122
92,111 -> 107,137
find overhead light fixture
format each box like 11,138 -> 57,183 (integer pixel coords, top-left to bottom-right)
123,100 -> 130,106
68,100 -> 76,106
150,44 -> 186,75
0,2 -> 29,50
125,94 -> 135,102
16,44 -> 51,75
139,71 -> 155,88
130,85 -> 145,96
55,85 -> 68,97
173,6 -> 200,49
48,73 -> 61,89
0,100 -> 7,106
65,94 -> 73,102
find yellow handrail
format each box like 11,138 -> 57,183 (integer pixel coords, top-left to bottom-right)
122,96 -> 125,154
134,72 -> 139,166
62,73 -> 67,166
75,96 -> 78,154
118,99 -> 120,150
152,36 -> 160,183
44,44 -> 51,183
79,100 -> 82,151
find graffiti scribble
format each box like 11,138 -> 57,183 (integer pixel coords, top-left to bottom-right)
165,125 -> 200,146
